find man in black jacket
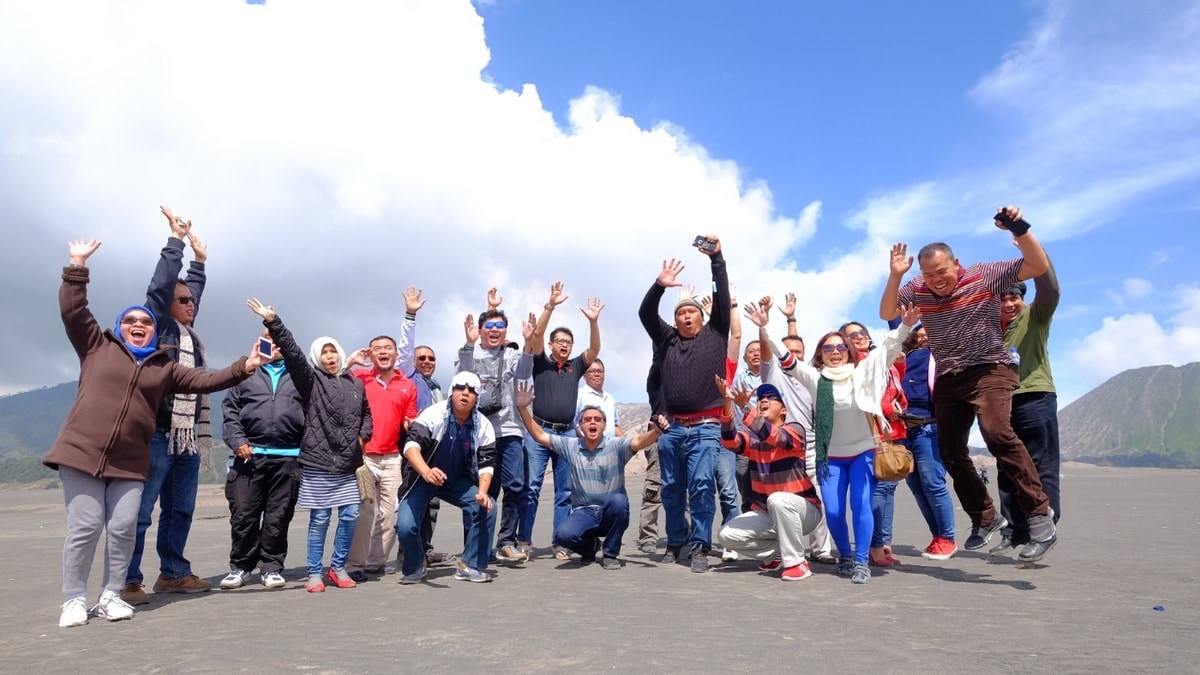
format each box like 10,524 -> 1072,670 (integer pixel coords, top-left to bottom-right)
219,331 -> 304,590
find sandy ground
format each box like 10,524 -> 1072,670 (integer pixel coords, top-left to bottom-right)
0,464 -> 1196,673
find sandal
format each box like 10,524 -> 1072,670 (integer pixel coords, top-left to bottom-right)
554,546 -> 571,561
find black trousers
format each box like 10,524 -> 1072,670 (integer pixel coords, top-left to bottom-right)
225,455 -> 300,574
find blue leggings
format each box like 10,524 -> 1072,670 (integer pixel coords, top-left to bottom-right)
819,452 -> 876,564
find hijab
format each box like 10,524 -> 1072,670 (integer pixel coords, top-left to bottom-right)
308,336 -> 347,374
114,305 -> 159,360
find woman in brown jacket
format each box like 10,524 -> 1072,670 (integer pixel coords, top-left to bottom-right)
45,239 -> 267,628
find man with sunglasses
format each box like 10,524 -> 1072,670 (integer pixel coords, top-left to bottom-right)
456,290 -> 535,565
396,372 -> 497,584
124,206 -> 216,604
638,235 -> 730,573
394,286 -> 453,566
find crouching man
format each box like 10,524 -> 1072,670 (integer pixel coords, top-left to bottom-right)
395,372 -> 496,584
515,382 -> 667,569
716,378 -> 823,582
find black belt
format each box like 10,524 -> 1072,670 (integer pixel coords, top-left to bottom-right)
903,417 -> 936,428
534,415 -> 572,433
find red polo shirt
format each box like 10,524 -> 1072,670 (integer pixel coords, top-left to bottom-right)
354,369 -> 418,455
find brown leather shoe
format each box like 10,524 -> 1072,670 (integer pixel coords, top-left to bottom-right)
120,582 -> 149,605
153,574 -> 212,594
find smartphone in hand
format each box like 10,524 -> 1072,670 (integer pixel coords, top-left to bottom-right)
692,235 -> 717,252
257,337 -> 274,358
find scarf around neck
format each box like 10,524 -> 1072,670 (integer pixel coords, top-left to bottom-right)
167,319 -> 212,458
814,363 -> 855,482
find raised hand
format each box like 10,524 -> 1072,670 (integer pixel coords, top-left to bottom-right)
731,382 -> 753,410
580,297 -> 604,321
890,243 -> 913,276
547,281 -> 569,309
245,341 -> 269,370
657,259 -> 685,288
994,205 -> 1023,230
515,381 -> 535,408
160,205 -> 191,239
743,302 -> 769,327
696,235 -> 721,256
780,292 -> 796,318
246,298 -> 276,321
522,312 -> 536,341
404,286 -> 426,314
758,295 -> 774,314
464,314 -> 479,345
714,374 -> 731,399
899,302 -> 922,327
486,287 -> 502,310
346,347 -> 371,368
650,414 -> 670,433
700,296 -> 713,314
187,232 -> 207,264
67,238 -> 102,265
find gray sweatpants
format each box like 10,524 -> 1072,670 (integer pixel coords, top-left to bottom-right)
59,466 -> 143,600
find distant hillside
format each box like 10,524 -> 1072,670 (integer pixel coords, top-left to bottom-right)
0,381 -> 228,485
1060,362 -> 1200,468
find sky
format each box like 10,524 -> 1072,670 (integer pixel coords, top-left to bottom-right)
1,0 -> 1198,410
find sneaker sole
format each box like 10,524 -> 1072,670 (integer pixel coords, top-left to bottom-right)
454,574 -> 492,583
96,611 -> 133,622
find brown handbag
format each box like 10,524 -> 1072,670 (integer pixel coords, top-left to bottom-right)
868,414 -> 914,482
355,464 -> 376,504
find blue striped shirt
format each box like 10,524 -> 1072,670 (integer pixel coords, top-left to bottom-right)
547,435 -> 634,509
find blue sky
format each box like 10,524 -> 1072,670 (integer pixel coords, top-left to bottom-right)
1,0 -> 1197,408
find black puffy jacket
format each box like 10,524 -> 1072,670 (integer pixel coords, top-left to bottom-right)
265,315 -> 371,475
221,361 -> 305,451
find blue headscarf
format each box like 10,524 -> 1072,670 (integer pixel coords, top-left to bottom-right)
114,305 -> 159,360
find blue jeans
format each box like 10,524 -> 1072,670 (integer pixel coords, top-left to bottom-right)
307,503 -> 359,576
553,493 -> 630,559
903,423 -> 956,540
870,480 -> 897,548
127,430 -> 200,583
520,429 -> 572,544
477,434 -> 526,553
399,476 -> 488,575
819,451 -> 876,564
715,447 -> 742,526
657,422 -> 718,550
1001,392 -> 1061,542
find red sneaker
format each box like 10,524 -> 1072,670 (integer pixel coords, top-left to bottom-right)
781,561 -> 813,581
922,537 -> 958,561
759,557 -> 782,572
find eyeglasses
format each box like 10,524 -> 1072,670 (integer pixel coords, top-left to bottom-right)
416,355 -> 436,362
586,369 -> 604,375
121,316 -> 155,326
846,330 -> 868,340
175,296 -> 194,305
483,321 -> 506,330
821,344 -> 849,353
760,394 -> 782,403
452,384 -> 477,393
551,339 -> 573,346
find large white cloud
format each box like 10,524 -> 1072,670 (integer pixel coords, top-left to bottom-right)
1071,285 -> 1200,385
0,0 -> 885,400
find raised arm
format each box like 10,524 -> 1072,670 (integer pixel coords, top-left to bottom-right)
629,414 -> 669,452
580,297 -> 604,365
1030,256 -> 1060,321
397,286 -> 425,377
530,282 -> 568,356
247,299 -> 314,398
701,237 -> 731,338
514,382 -> 551,448
879,242 -> 912,322
639,259 -> 683,341
726,287 -> 741,363
145,206 -> 191,325
61,239 -> 104,358
995,206 -> 1049,281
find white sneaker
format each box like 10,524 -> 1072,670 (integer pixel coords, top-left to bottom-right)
721,548 -> 739,562
220,568 -> 252,589
92,590 -> 134,621
59,597 -> 88,628
262,571 -> 286,589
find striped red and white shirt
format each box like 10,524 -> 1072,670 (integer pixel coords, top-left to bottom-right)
897,258 -> 1022,375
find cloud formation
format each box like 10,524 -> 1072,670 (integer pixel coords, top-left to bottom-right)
0,0 -> 874,399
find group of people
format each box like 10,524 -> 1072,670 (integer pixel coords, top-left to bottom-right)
45,204 -> 1063,628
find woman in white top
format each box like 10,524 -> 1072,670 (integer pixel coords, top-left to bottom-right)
745,302 -> 918,584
